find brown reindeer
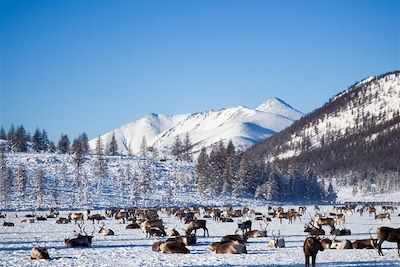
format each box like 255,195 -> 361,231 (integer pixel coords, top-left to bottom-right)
68,212 -> 84,224
244,223 -> 268,239
303,236 -> 324,267
375,212 -> 391,221
304,223 -> 325,236
31,247 -> 50,260
311,216 -> 335,230
221,234 -> 247,244
376,227 -> 400,256
166,234 -> 196,246
140,219 -> 165,235
159,241 -> 190,254
209,241 -> 247,254
186,219 -> 209,237
320,238 -> 332,249
65,223 -> 94,247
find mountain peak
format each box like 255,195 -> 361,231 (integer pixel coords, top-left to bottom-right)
256,97 -> 293,110
256,97 -> 303,120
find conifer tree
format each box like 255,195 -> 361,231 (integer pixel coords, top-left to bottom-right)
34,169 -> 45,208
183,132 -> 192,162
16,163 -> 28,200
0,127 -> 6,140
171,135 -> 182,161
57,134 -> 70,154
108,133 -> 119,156
140,136 -> 147,155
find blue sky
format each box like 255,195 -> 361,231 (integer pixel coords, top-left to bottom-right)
1,0 -> 399,141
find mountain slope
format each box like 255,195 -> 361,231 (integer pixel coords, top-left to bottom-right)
89,98 -> 303,154
247,71 -> 400,175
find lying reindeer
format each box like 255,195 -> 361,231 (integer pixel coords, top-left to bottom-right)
3,222 -> 14,227
166,234 -> 196,246
99,223 -> 114,236
330,228 -> 351,236
209,241 -> 247,254
65,223 -> 94,247
330,238 -> 352,249
267,231 -> 285,248
303,236 -> 324,267
304,223 -> 325,236
152,240 -> 190,254
31,247 -> 50,260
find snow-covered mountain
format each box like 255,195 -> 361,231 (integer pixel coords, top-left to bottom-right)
89,98 -> 303,154
247,71 -> 400,175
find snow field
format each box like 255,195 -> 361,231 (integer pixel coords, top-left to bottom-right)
1,205 -> 400,266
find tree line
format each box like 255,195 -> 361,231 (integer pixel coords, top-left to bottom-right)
195,140 -> 336,202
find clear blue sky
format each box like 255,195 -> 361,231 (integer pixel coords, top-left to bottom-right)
1,0 -> 399,141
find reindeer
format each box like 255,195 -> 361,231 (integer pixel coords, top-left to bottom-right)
268,230 -> 285,248
303,236 -> 324,267
210,209 -> 221,221
186,219 -> 209,237
244,223 -> 268,239
31,247 -> 50,260
376,226 -> 400,256
3,222 -> 14,227
68,212 -> 84,224
236,219 -> 252,234
145,226 -> 166,238
21,219 -> 34,224
65,223 -> 94,247
88,214 -> 106,224
330,227 -> 351,236
330,238 -> 352,249
320,238 -> 332,249
304,223 -> 325,236
375,212 -> 391,221
311,216 -> 335,230
221,234 -> 247,244
126,222 -> 140,229
166,234 -> 196,246
114,211 -> 129,223
166,227 -> 180,237
209,241 -> 247,254
159,240 -> 190,254
99,223 -> 114,236
368,207 -> 376,216
55,217 -> 69,224
140,219 -> 166,235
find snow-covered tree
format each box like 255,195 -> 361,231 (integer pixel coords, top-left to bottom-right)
0,146 -> 12,208
0,127 -> 6,140
16,163 -> 28,200
33,169 -> 45,209
107,133 -> 119,156
171,135 -> 183,161
196,147 -> 209,196
182,132 -> 192,162
140,136 -> 147,155
57,134 -> 70,154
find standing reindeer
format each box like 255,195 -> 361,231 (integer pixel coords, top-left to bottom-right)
376,227 -> 400,256
185,219 -> 209,237
303,236 -> 324,267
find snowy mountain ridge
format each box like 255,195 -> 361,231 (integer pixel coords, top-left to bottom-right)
247,71 -> 400,176
89,98 -> 303,155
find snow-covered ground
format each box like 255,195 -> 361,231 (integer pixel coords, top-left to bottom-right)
1,205 -> 400,266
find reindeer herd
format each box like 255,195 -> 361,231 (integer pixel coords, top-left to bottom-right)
1,203 -> 400,266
